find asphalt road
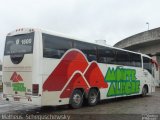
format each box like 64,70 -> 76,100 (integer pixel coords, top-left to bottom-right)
0,88 -> 160,120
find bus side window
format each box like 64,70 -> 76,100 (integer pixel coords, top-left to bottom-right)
73,41 -> 97,62
115,50 -> 130,66
97,47 -> 116,64
42,33 -> 72,59
0,65 -> 2,71
143,57 -> 152,74
130,53 -> 142,67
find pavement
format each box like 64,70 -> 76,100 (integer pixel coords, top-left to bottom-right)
0,88 -> 160,120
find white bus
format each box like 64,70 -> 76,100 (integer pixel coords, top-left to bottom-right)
3,28 -> 156,108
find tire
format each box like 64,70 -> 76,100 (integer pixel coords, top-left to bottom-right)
69,89 -> 83,109
88,89 -> 99,106
142,86 -> 147,97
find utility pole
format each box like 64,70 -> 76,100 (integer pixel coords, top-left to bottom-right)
146,22 -> 149,31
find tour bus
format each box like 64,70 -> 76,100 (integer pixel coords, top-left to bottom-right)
3,28 -> 156,108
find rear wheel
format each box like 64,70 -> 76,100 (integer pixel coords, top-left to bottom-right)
88,89 -> 99,106
142,86 -> 147,97
69,89 -> 83,109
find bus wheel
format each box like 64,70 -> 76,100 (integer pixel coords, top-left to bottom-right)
69,89 -> 83,109
88,89 -> 99,106
142,86 -> 147,97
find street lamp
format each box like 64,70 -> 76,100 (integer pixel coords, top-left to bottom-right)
146,22 -> 149,31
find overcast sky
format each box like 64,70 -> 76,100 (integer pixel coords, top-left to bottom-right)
0,0 -> 160,60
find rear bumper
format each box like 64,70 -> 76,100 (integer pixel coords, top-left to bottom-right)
3,94 -> 41,106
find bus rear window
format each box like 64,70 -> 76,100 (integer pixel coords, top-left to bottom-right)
4,32 -> 34,55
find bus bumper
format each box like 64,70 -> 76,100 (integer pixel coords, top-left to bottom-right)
3,94 -> 41,106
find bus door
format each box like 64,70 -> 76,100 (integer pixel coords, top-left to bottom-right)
151,60 -> 159,86
143,57 -> 155,92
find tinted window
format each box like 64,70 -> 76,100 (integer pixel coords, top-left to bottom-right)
4,32 -> 34,55
143,57 -> 152,74
0,65 -> 2,71
74,41 -> 97,62
43,33 -> 72,59
97,46 -> 115,64
130,53 -> 142,67
115,50 -> 130,66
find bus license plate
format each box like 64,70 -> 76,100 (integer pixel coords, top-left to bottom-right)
14,97 -> 20,101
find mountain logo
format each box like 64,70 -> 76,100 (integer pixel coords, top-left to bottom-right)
43,49 -> 108,98
10,72 -> 23,82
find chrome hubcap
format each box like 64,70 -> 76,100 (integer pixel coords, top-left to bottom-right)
73,94 -> 81,104
90,93 -> 97,103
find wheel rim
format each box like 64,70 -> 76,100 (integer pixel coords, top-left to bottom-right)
73,93 -> 81,105
90,92 -> 97,103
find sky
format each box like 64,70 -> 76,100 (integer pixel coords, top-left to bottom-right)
0,0 -> 160,60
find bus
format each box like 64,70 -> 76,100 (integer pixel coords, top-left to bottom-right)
3,28 -> 156,108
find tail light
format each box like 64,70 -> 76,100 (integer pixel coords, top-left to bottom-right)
32,84 -> 39,96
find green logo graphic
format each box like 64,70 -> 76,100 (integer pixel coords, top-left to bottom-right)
12,83 -> 26,92
105,67 -> 140,97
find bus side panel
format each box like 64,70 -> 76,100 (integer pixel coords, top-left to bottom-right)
41,59 -> 69,106
41,58 -> 146,105
101,65 -> 144,99
41,63 -> 146,106
142,69 -> 155,94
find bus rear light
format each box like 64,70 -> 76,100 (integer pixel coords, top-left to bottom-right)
16,29 -> 21,32
29,29 -> 34,32
32,84 -> 39,96
15,28 -> 34,33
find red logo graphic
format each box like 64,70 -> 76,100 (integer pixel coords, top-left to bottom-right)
43,50 -> 108,98
10,72 -> 23,82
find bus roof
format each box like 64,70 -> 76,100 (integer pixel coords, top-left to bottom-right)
7,28 -> 151,59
